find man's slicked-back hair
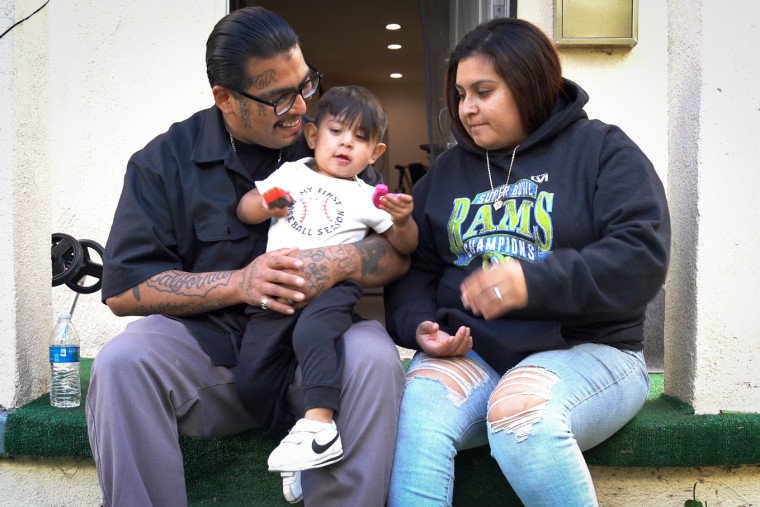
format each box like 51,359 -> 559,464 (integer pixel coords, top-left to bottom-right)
315,86 -> 388,144
206,6 -> 300,91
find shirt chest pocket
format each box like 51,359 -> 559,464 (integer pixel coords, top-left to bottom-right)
194,212 -> 249,242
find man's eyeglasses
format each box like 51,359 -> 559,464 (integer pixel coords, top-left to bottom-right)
229,63 -> 322,116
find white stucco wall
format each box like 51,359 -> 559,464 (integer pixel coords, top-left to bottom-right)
665,0 -> 760,414
695,0 -> 760,413
664,0 -> 702,414
1,0 -> 53,410
48,0 -> 228,357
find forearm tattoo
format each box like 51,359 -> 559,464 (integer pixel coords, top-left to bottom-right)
146,271 -> 234,296
121,270 -> 234,315
299,247 -> 345,294
298,236 -> 391,292
355,236 -> 390,279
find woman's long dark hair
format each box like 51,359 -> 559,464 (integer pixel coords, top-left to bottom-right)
445,18 -> 563,151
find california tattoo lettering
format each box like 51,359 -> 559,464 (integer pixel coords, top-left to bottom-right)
146,270 -> 234,297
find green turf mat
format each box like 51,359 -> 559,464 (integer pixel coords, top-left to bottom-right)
5,362 -> 760,506
4,359 -> 92,457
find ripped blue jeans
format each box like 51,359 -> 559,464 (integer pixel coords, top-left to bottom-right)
387,343 -> 649,507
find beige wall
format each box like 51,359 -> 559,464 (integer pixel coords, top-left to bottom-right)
361,82 -> 430,186
521,1 -> 668,184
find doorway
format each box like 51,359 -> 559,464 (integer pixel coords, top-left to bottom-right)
236,0 -> 432,185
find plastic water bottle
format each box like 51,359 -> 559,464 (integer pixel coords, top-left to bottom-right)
49,312 -> 81,408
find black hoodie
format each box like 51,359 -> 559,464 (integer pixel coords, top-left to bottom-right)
384,80 -> 671,373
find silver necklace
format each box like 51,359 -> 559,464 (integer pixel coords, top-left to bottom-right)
226,127 -> 282,163
486,145 -> 520,210
227,128 -> 237,153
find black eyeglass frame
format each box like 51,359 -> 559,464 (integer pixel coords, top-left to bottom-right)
228,63 -> 322,116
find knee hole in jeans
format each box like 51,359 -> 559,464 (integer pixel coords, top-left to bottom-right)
487,366 -> 559,441
405,355 -> 489,406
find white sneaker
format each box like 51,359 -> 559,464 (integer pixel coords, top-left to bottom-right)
281,471 -> 303,504
268,418 -> 344,472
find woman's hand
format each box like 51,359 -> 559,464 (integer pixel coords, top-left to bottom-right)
416,321 -> 472,357
460,260 -> 528,319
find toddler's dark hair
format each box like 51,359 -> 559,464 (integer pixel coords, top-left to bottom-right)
314,86 -> 388,143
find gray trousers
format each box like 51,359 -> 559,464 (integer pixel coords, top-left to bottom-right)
85,315 -> 405,507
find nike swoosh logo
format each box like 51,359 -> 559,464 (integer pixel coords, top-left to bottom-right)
311,432 -> 339,454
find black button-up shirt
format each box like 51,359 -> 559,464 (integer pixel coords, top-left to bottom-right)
103,106 -> 381,365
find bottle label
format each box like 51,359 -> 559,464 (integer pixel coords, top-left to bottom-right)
49,346 -> 80,363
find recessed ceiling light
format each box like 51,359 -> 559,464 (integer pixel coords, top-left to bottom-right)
387,43 -> 402,50
390,73 -> 403,79
385,23 -> 401,30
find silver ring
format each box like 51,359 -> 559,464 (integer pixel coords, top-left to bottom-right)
492,286 -> 503,301
260,296 -> 270,310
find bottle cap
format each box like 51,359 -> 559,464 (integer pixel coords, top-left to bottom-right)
57,312 -> 72,320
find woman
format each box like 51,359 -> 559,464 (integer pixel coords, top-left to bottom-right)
384,17 -> 670,507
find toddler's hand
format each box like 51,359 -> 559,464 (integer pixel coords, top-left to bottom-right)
375,189 -> 414,223
261,187 -> 293,219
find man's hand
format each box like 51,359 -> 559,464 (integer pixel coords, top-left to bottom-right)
239,247 -> 306,314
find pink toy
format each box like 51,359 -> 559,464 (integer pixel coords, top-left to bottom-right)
372,184 -> 389,208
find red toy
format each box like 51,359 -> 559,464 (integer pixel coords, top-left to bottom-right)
262,187 -> 294,208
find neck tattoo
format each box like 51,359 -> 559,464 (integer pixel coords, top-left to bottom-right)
486,145 -> 520,210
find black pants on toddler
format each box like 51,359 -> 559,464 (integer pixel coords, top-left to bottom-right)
235,281 -> 363,439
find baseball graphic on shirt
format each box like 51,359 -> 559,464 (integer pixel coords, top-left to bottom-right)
291,186 -> 345,234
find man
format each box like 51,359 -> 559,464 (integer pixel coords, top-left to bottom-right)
86,7 -> 407,506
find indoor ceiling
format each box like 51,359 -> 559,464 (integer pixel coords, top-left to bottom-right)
247,1 -> 426,86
